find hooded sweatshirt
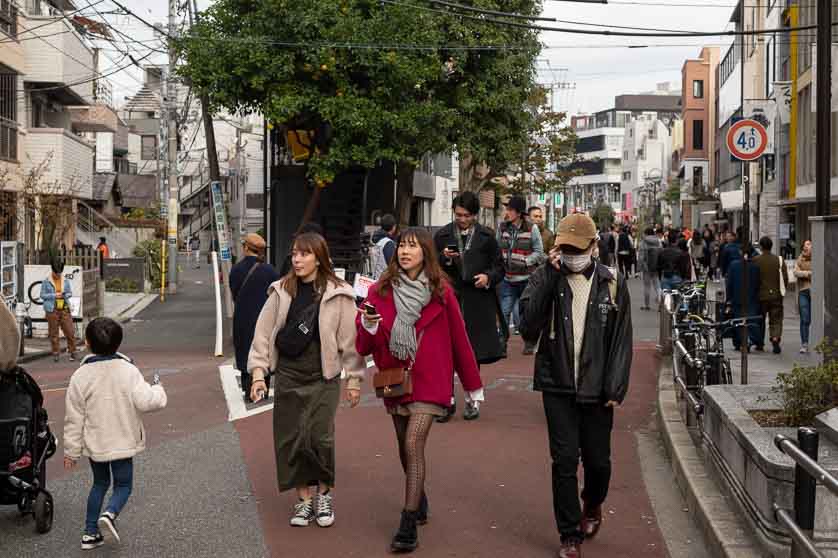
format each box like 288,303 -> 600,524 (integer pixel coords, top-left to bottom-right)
638,235 -> 662,273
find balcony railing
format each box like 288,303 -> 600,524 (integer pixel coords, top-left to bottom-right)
23,16 -> 94,104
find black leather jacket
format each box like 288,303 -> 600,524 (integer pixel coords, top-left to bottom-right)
519,262 -> 633,403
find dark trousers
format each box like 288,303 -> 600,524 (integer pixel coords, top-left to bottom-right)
543,393 -> 614,542
759,298 -> 784,343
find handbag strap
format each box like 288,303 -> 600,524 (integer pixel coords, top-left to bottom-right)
235,262 -> 261,303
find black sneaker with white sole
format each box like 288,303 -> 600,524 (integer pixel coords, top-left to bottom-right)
290,499 -> 315,527
98,511 -> 120,543
316,492 -> 335,527
81,533 -> 104,550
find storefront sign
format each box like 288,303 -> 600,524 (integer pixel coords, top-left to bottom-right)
210,180 -> 232,262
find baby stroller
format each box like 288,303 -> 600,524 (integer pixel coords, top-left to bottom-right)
0,366 -> 57,533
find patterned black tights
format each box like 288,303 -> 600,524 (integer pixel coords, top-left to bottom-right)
391,413 -> 434,511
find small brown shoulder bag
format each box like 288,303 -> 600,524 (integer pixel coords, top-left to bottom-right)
373,332 -> 424,399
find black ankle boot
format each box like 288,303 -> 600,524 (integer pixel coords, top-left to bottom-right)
390,510 -> 419,553
416,493 -> 429,525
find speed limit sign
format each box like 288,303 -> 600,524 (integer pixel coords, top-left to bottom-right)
726,118 -> 768,161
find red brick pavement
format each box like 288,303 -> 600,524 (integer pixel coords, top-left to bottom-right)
237,338 -> 668,558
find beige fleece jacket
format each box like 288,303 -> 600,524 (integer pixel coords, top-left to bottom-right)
64,355 -> 167,462
248,280 -> 365,390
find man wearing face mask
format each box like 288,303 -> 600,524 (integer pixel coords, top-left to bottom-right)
519,213 -> 633,558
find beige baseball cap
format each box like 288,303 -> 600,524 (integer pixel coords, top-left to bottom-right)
555,213 -> 598,250
242,233 -> 266,252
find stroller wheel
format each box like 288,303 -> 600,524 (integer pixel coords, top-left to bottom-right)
33,491 -> 53,534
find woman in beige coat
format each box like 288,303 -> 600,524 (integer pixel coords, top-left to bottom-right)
248,232 -> 364,529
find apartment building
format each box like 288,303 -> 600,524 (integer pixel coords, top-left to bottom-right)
569,88 -> 681,218
677,47 -> 720,229
621,117 -> 673,225
774,1 -> 838,248
0,0 -> 121,251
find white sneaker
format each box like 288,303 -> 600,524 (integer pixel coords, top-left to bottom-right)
800,344 -> 809,354
97,511 -> 120,543
290,498 -> 315,527
316,492 -> 335,527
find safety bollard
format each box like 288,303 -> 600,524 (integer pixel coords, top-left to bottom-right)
657,301 -> 672,356
792,427 -> 819,558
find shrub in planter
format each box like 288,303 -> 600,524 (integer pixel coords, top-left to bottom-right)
106,277 -> 139,293
771,340 -> 838,426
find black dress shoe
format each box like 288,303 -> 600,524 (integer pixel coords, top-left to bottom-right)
390,510 -> 419,553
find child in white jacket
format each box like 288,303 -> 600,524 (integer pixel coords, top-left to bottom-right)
63,317 -> 167,550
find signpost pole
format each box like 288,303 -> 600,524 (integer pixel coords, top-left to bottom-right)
726,117 -> 768,385
211,180 -> 235,318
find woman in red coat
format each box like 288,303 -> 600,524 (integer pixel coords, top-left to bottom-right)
356,227 -> 483,553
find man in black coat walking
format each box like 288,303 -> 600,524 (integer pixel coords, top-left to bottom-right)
230,233 -> 281,402
519,213 -> 633,558
434,192 -> 505,422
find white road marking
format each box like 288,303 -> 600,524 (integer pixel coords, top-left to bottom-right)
218,363 -> 275,421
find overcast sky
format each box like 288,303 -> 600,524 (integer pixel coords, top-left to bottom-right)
104,0 -> 737,116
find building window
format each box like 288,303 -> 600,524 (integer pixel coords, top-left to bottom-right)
693,120 -> 704,150
692,166 -> 704,192
0,72 -> 16,161
693,80 -> 704,99
141,135 -> 157,160
622,171 -> 631,180
0,0 -> 17,39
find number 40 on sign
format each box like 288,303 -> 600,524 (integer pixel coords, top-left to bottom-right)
726,118 -> 768,161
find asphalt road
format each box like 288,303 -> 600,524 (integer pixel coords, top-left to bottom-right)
1,262 -> 709,558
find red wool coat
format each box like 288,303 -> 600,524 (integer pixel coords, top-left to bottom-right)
355,283 -> 483,409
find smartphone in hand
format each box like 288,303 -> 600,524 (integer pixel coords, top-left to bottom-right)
363,302 -> 377,316
446,244 -> 459,254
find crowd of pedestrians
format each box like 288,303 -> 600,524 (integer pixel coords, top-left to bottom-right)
46,201 -> 813,557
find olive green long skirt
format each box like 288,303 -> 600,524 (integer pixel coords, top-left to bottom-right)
273,341 -> 340,492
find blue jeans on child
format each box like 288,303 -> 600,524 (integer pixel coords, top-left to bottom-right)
799,289 -> 811,345
86,458 -> 133,535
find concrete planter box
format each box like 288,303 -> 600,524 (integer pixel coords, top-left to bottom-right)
703,385 -> 838,557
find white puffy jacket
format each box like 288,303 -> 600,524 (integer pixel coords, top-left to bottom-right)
64,354 -> 167,462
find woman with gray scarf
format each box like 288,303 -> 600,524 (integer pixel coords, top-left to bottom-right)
356,227 -> 483,553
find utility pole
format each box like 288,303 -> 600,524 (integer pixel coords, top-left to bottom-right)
739,3 -> 749,384
816,0 -> 831,216
166,0 -> 179,294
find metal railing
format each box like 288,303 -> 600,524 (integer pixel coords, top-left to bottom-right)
772,428 -> 838,558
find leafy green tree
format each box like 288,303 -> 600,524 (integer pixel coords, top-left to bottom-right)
592,202 -> 615,231
176,0 -> 542,224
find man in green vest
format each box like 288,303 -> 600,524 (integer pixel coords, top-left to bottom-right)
497,195 -> 545,356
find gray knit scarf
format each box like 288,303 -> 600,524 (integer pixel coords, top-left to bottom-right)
389,270 -> 432,362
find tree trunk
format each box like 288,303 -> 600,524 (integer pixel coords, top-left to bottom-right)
457,151 -> 487,193
300,184 -> 322,229
395,161 -> 414,226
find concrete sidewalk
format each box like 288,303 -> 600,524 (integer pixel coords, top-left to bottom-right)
19,292 -> 160,363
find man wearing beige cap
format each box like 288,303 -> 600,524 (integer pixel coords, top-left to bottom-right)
519,213 -> 633,558
230,233 -> 280,401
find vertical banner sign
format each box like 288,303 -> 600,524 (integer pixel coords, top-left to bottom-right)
210,181 -> 232,262
774,82 -> 793,124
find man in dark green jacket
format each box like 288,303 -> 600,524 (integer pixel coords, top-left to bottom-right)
753,236 -> 789,354
519,213 -> 632,558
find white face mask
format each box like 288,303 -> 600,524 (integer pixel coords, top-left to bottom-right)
561,252 -> 592,273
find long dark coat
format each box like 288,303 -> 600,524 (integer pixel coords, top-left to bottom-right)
433,223 -> 505,365
230,256 -> 282,376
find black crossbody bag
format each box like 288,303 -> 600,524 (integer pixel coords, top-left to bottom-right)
274,298 -> 321,358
